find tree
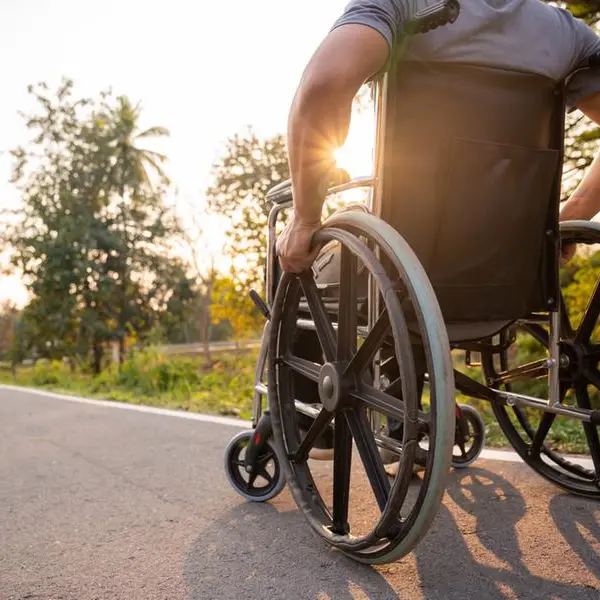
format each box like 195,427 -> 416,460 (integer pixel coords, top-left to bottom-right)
176,198 -> 225,364
0,301 -> 20,363
211,275 -> 263,346
5,79 -> 184,373
206,129 -> 290,288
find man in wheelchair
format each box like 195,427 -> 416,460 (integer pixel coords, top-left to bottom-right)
276,0 -> 600,466
221,0 -> 600,562
278,0 -> 600,268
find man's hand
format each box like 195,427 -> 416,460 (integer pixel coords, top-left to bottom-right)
276,216 -> 322,273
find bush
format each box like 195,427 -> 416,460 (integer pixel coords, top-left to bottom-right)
30,360 -> 68,386
0,347 -> 257,420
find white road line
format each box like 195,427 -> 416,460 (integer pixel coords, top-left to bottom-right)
0,384 -> 251,428
478,447 -> 593,469
1,384 -> 594,469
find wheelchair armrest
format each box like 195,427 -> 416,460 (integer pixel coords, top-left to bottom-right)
266,169 -> 353,206
266,179 -> 293,206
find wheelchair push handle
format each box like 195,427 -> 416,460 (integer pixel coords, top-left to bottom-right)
406,0 -> 460,34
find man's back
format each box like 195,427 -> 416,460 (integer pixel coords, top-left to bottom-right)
277,0 -> 600,280
333,0 -> 600,105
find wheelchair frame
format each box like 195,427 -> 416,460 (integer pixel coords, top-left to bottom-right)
253,71 -> 600,435
223,34 -> 600,565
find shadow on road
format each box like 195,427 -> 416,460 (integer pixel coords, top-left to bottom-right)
184,467 -> 599,599
183,500 -> 400,600
413,467 -> 598,600
550,492 -> 600,580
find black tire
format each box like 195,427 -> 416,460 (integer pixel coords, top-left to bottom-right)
482,221 -> 600,499
268,211 -> 455,564
224,430 -> 286,502
451,404 -> 485,469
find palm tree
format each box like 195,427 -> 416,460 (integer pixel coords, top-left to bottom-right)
102,96 -> 172,363
109,95 -> 170,194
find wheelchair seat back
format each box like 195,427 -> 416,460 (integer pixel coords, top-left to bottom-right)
380,62 -> 564,339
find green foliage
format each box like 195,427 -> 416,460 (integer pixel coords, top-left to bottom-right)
562,1 -> 600,20
561,250 -> 600,334
211,275 -> 263,342
117,348 -> 202,394
0,349 -> 258,419
206,129 -> 289,288
0,302 -> 21,362
29,360 -> 65,386
5,79 -> 187,372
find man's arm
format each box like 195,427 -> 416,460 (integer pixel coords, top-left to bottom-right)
276,24 -> 390,273
287,24 -> 389,226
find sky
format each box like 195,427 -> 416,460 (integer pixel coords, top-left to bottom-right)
0,0 -> 374,306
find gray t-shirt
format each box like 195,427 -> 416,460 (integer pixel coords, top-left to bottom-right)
331,0 -> 600,108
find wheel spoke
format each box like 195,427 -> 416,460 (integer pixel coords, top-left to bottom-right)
345,408 -> 390,512
258,469 -> 274,484
299,273 -> 337,361
529,412 -> 556,456
293,408 -> 334,462
576,277 -> 600,343
247,471 -> 259,489
344,310 -> 391,376
332,411 -> 353,534
584,366 -> 600,391
588,344 -> 600,362
349,384 -> 428,425
257,450 -> 275,467
336,246 -> 358,361
574,382 -> 600,475
282,355 -> 320,382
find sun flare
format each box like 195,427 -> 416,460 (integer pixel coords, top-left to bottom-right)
333,112 -> 376,178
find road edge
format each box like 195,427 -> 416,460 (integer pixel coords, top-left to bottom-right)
1,383 -> 593,468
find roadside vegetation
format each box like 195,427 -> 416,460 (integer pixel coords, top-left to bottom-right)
0,345 -> 593,454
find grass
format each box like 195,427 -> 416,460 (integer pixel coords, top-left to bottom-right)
0,348 -> 258,420
0,346 -> 591,454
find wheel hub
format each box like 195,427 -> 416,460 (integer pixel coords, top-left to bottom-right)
559,339 -> 587,381
318,362 -> 347,412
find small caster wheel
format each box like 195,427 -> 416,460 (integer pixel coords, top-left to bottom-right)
451,404 -> 485,469
224,430 -> 286,502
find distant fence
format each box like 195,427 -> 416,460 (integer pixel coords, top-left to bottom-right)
156,340 -> 262,356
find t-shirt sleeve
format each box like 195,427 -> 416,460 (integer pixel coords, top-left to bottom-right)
330,0 -> 432,67
563,10 -> 600,110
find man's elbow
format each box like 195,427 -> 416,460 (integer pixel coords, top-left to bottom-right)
291,75 -> 351,122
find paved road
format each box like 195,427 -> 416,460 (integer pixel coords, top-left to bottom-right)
1,387 -> 600,600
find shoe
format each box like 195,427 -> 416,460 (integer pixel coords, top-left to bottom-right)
379,447 -> 401,465
384,460 -> 426,478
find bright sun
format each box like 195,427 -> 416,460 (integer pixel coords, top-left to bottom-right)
333,112 -> 376,178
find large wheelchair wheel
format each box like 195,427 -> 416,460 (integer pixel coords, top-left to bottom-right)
268,211 -> 455,564
482,221 -> 600,499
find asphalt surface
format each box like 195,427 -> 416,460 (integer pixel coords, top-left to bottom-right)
1,387 -> 600,600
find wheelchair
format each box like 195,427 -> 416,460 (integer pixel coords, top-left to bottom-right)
224,2 -> 600,565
